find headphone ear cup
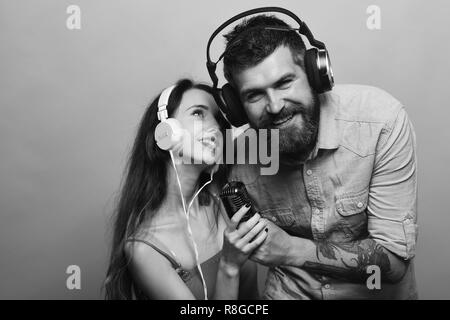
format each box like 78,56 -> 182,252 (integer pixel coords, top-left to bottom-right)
316,49 -> 334,92
222,83 -> 249,127
154,118 -> 184,151
305,48 -> 323,93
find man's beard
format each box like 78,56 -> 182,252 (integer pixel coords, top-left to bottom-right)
255,93 -> 320,164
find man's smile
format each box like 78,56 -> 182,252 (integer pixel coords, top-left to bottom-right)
272,113 -> 294,127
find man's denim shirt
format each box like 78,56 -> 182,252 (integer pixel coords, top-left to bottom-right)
230,85 -> 418,299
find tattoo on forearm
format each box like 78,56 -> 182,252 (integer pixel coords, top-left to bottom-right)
304,239 -> 391,282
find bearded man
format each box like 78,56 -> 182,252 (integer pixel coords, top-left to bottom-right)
212,12 -> 418,299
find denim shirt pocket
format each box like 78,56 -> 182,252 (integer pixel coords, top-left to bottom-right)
336,189 -> 369,216
340,122 -> 382,158
260,207 -> 296,227
334,189 -> 369,240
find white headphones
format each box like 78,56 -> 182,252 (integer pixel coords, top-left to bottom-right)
154,85 -> 185,151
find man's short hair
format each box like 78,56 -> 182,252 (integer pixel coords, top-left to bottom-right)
223,14 -> 306,86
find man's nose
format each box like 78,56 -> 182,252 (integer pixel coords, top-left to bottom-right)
265,90 -> 284,114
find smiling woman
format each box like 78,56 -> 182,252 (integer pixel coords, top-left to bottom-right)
103,78 -> 268,300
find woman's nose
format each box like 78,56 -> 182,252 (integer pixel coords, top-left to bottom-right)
203,126 -> 219,140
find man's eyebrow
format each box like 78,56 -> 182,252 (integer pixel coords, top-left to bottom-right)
241,87 -> 263,98
273,73 -> 295,87
240,72 -> 296,97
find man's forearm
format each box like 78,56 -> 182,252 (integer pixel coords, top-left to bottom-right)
286,237 -> 408,283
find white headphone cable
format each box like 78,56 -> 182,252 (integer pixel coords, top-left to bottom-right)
169,150 -> 211,300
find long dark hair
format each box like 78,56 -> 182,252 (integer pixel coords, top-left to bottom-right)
103,79 -> 230,299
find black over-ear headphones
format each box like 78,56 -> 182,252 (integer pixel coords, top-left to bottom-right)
206,7 -> 334,127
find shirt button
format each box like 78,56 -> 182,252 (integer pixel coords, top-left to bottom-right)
306,169 -> 313,176
324,284 -> 331,289
271,216 -> 277,222
313,208 -> 320,214
357,202 -> 364,208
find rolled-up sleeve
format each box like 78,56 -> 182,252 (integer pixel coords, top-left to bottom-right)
367,106 -> 418,260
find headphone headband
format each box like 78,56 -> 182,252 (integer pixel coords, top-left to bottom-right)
205,7 -> 334,127
154,84 -> 185,151
157,84 -> 177,121
206,6 -> 326,87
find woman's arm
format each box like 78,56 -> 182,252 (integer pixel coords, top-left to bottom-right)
125,206 -> 266,300
212,258 -> 241,300
213,206 -> 267,300
125,241 -> 196,299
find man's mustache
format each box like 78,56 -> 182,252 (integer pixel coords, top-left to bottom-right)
259,104 -> 308,128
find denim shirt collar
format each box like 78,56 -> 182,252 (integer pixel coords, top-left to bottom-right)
308,92 -> 341,160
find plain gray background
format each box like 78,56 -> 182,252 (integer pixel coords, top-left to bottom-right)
1,0 -> 449,299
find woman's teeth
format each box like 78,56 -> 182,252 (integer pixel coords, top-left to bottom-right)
200,138 -> 216,149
